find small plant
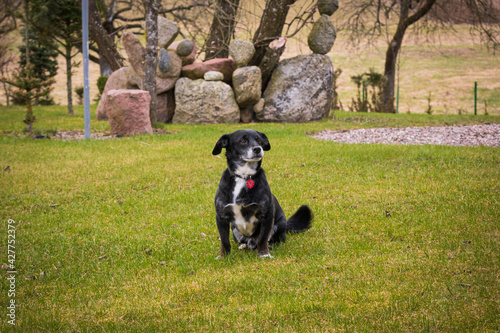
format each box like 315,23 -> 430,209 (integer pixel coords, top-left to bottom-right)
349,69 -> 386,113
95,76 -> 109,102
75,86 -> 84,105
2,63 -> 54,132
426,92 -> 433,115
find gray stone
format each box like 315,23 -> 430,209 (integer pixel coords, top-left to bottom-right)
259,54 -> 333,122
158,48 -> 172,73
240,107 -> 253,123
307,15 -> 336,55
157,17 -> 179,48
253,98 -> 265,114
176,39 -> 194,57
318,0 -> 339,16
168,39 -> 198,66
232,66 -> 262,108
122,31 -> 145,77
96,67 -> 141,121
204,71 -> 224,81
156,50 -> 182,93
228,39 -> 255,67
173,78 -> 240,124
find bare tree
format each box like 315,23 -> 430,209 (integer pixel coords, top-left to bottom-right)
85,0 -> 209,76
142,0 -> 159,125
0,34 -> 15,106
0,0 -> 22,35
204,0 -> 240,60
339,0 -> 500,113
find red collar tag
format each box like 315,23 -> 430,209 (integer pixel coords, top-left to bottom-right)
246,179 -> 255,189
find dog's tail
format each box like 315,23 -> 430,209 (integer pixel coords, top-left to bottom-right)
286,205 -> 313,233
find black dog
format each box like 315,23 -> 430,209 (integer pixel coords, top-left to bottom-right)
212,129 -> 312,258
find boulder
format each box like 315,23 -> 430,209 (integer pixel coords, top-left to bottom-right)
158,48 -> 172,73
204,71 -> 224,81
96,67 -> 141,120
122,31 -> 145,77
253,98 -> 265,115
168,39 -> 198,66
175,39 -> 194,57
232,66 -> 262,108
240,107 -> 253,123
181,58 -> 236,83
228,39 -> 255,67
259,54 -> 333,122
307,15 -> 337,55
156,50 -> 182,93
157,17 -> 179,49
318,0 -> 339,16
172,77 -> 239,124
105,89 -> 153,136
156,89 -> 175,123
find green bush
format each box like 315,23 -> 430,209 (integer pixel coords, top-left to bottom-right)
97,76 -> 109,95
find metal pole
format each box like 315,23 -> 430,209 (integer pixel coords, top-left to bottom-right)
474,81 -> 477,116
82,0 -> 91,139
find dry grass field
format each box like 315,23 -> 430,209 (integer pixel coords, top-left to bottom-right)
1,8 -> 498,115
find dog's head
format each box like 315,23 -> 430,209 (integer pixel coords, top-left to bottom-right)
212,130 -> 271,164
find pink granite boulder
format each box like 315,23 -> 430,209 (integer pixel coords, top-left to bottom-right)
105,89 -> 153,136
181,58 -> 236,83
96,67 -> 141,121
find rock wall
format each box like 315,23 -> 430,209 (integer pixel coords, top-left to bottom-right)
98,3 -> 339,126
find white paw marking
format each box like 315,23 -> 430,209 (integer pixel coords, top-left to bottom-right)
238,243 -> 247,250
259,253 -> 273,259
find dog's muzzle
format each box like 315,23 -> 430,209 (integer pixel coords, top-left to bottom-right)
245,146 -> 263,161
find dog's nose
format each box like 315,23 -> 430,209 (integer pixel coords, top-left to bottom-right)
253,147 -> 262,155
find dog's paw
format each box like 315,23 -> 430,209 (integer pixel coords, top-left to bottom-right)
215,255 -> 223,260
238,244 -> 247,250
259,253 -> 273,259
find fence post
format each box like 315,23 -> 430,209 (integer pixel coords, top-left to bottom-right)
396,86 -> 400,114
474,81 -> 477,116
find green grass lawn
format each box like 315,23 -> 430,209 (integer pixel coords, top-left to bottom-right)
1,106 -> 499,332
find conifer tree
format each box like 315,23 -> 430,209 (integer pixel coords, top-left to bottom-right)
17,28 -> 58,105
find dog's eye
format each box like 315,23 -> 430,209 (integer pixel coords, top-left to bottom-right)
240,139 -> 247,144
256,138 -> 261,144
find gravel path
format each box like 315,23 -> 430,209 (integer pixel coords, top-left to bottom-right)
312,124 -> 500,147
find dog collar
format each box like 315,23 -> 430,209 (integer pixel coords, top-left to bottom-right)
230,171 -> 255,189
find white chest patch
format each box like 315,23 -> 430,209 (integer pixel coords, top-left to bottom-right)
232,177 -> 246,203
232,205 -> 258,236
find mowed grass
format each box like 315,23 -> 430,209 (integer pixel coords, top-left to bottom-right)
0,106 -> 499,332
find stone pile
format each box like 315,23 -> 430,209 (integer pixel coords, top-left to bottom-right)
97,3 -> 340,128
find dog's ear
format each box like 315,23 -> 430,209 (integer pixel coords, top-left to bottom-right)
212,134 -> 230,155
257,131 -> 271,151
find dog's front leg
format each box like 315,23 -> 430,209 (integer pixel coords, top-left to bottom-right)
256,214 -> 274,258
216,215 -> 231,257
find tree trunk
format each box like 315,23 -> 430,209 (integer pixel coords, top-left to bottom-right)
204,0 -> 240,60
382,0 -> 437,113
143,0 -> 159,125
65,44 -> 74,115
99,54 -> 112,77
89,0 -> 123,72
249,0 -> 297,91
